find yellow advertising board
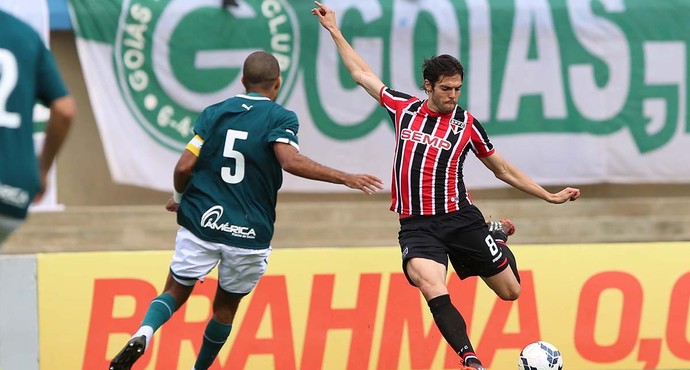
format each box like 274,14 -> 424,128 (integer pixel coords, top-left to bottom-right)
37,243 -> 690,370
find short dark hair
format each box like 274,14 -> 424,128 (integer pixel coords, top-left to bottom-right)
243,51 -> 280,91
421,54 -> 464,89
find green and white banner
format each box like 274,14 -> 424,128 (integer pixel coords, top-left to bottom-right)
67,0 -> 690,192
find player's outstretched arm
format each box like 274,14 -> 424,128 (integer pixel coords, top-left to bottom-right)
479,152 -> 580,204
312,1 -> 384,102
274,142 -> 383,195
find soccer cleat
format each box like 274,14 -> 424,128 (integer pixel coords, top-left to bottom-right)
486,218 -> 515,236
486,218 -> 515,242
462,356 -> 487,370
462,365 -> 487,370
109,335 -> 146,370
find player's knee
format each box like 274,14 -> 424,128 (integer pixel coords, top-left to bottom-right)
498,284 -> 521,301
415,279 -> 448,300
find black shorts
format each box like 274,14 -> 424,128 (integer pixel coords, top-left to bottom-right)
398,205 -> 510,285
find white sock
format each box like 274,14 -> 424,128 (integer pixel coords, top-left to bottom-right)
133,326 -> 154,349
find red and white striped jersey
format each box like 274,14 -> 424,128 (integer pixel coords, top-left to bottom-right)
380,87 -> 495,215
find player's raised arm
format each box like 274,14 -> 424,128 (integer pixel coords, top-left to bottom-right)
312,1 -> 384,102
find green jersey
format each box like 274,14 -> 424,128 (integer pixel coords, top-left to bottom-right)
0,10 -> 68,219
178,93 -> 299,249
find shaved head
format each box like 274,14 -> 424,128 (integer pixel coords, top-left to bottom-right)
242,51 -> 281,92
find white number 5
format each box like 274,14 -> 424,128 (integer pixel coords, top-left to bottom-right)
0,49 -> 21,129
221,129 -> 248,184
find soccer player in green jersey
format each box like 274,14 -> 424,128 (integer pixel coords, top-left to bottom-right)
0,10 -> 75,246
109,51 -> 383,370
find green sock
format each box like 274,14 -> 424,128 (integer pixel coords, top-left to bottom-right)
193,318 -> 232,370
141,292 -> 177,331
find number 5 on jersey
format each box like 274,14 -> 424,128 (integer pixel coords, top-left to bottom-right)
221,129 -> 248,184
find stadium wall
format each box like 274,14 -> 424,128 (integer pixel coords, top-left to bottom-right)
2,244 -> 690,370
0,256 -> 39,370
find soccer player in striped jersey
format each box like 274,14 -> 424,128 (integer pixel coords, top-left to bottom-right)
108,51 -> 383,370
313,2 -> 580,369
0,10 -> 75,246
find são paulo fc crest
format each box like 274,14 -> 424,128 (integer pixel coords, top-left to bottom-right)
113,0 -> 300,151
449,118 -> 466,134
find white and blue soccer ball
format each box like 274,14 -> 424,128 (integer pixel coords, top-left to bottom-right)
517,341 -> 564,370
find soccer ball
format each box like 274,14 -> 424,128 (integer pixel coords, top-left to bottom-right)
517,341 -> 564,370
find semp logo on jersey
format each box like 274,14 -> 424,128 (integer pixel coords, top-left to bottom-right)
201,205 -> 256,239
113,0 -> 299,151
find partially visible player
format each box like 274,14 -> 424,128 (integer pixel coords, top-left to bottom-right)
109,51 -> 383,370
0,10 -> 75,246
